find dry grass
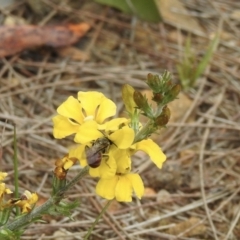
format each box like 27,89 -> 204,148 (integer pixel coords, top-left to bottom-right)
1,0 -> 240,239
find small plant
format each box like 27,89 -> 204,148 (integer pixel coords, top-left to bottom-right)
0,72 -> 180,239
177,34 -> 219,90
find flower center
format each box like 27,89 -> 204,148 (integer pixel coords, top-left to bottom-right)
84,115 -> 94,122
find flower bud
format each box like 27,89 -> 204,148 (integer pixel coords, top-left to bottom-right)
155,106 -> 171,126
146,73 -> 161,92
133,91 -> 154,118
152,93 -> 164,104
133,90 -> 145,109
52,170 -> 67,194
54,166 -> 67,180
166,80 -> 173,87
169,84 -> 181,99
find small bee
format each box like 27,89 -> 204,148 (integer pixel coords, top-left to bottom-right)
85,137 -> 111,168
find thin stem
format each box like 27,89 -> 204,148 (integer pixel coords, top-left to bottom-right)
133,104 -> 164,143
60,166 -> 89,193
13,125 -> 20,216
133,119 -> 151,143
84,200 -> 113,240
2,166 -> 89,232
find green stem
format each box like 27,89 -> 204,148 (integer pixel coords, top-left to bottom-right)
2,166 -> 89,231
60,166 -> 89,194
83,200 -> 112,240
133,104 -> 164,143
133,119 -> 153,143
13,125 -> 20,216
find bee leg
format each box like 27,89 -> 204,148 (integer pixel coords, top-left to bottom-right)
102,154 -> 110,168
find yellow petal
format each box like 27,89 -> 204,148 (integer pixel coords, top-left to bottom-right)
0,183 -> 12,196
5,188 -> 12,194
112,148 -> 131,173
29,193 -> 38,204
69,144 -> 87,166
52,115 -> 80,139
121,84 -> 137,116
21,202 -> 31,213
96,177 -> 118,200
89,152 -> 117,178
0,183 -> 6,196
126,173 -> 144,199
115,176 -> 132,202
0,172 -> 7,181
74,121 -> 103,143
63,159 -> 74,170
95,98 -> 116,123
57,96 -> 84,124
135,139 -> 166,168
78,92 -> 105,117
23,190 -> 32,199
99,153 -> 117,179
89,167 -> 100,177
109,127 -> 134,149
105,118 -> 129,131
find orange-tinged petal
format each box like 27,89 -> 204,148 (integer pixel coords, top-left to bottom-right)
96,177 -> 118,200
52,115 -> 80,139
74,121 -> 103,143
78,91 -> 105,117
57,96 -> 84,124
135,139 -> 166,168
115,176 -> 132,202
95,98 -> 116,123
109,127 -> 134,149
126,173 -> 144,199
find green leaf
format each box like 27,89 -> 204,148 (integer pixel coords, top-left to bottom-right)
95,0 -> 131,13
94,0 -> 162,22
193,33 -> 219,81
0,228 -> 22,240
177,33 -> 219,90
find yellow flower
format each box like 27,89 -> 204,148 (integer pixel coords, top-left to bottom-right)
55,155 -> 77,170
68,120 -> 135,179
13,190 -> 38,213
0,173 -> 12,209
74,117 -> 133,145
54,155 -> 78,179
96,173 -> 144,202
93,139 -> 166,202
52,92 -> 116,142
